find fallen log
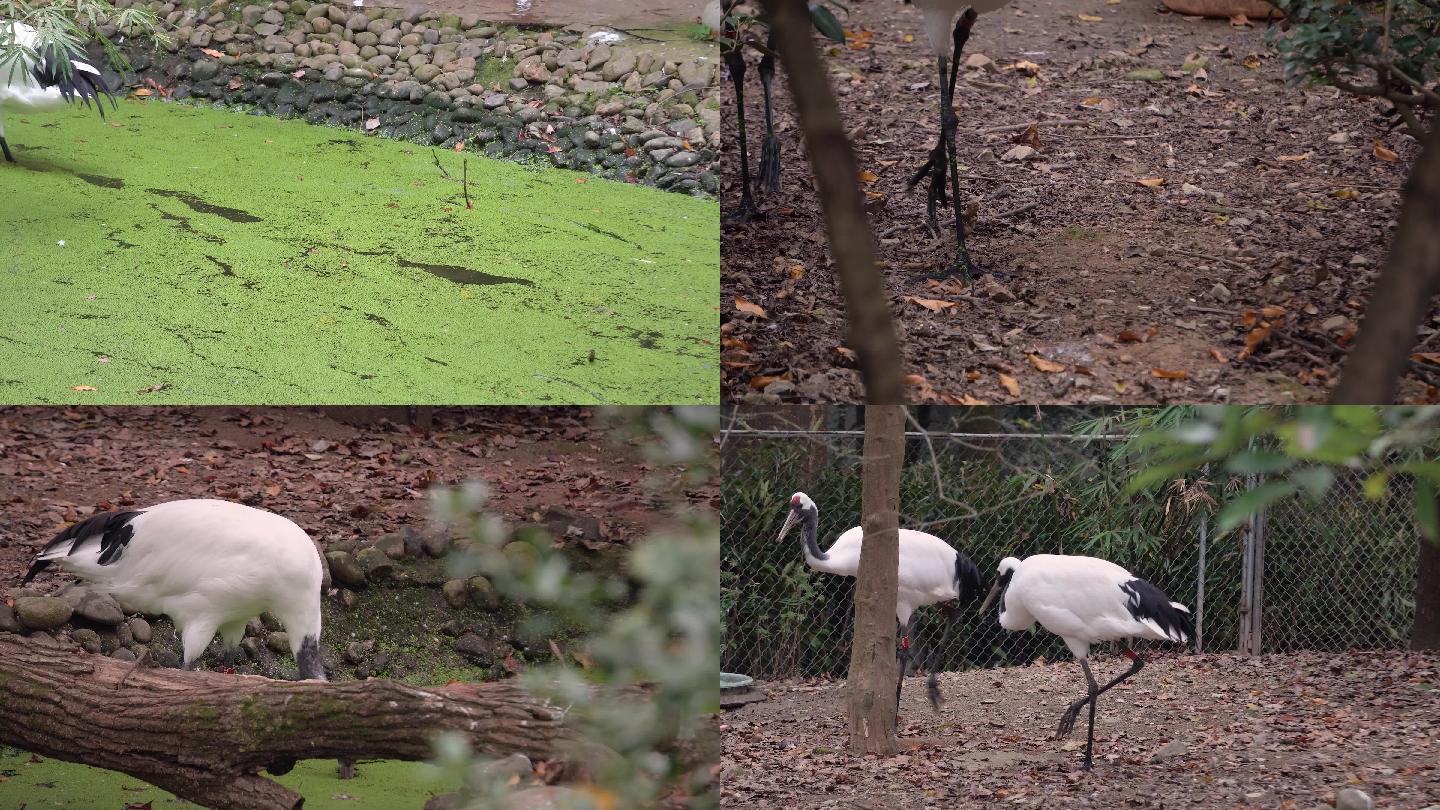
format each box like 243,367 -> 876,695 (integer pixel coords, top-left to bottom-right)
0,633 -> 574,810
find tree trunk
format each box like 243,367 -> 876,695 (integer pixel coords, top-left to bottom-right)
761,0 -> 905,404
846,405 -> 904,755
1414,533 -> 1440,650
1332,122 -> 1440,403
0,634 -> 574,810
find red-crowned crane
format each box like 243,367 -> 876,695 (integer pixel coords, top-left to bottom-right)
776,491 -> 984,710
906,0 -> 1015,280
977,554 -> 1192,770
0,19 -> 114,163
23,499 -> 327,680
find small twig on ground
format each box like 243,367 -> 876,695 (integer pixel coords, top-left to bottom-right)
1171,248 -> 1252,272
432,150 -> 450,179
1185,305 -> 1240,318
977,119 -> 1086,135
988,200 -> 1041,221
1054,133 -> 1162,141
598,26 -> 667,43
463,158 -> 472,209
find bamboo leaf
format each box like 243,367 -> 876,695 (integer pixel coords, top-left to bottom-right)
1216,480 -> 1299,536
807,3 -> 845,42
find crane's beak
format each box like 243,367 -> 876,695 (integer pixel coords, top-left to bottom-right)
977,582 -> 1002,616
776,508 -> 799,542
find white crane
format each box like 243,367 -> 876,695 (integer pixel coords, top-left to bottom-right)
906,0 -> 1015,280
23,499 -> 327,680
0,20 -> 114,163
977,554 -> 1192,770
777,491 -> 984,710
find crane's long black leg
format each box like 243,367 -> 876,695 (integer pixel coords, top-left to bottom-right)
0,136 -> 14,164
944,11 -> 980,281
906,55 -> 950,238
896,616 -> 915,708
723,46 -> 761,225
1057,647 -> 1146,738
757,45 -> 781,195
1080,657 -> 1100,770
923,603 -> 960,712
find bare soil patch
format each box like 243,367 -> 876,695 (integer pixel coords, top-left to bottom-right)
721,0 -> 1427,403
721,650 -> 1440,808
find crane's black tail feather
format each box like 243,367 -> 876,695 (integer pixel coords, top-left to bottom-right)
22,509 -> 145,583
1120,578 -> 1194,643
953,552 -> 984,607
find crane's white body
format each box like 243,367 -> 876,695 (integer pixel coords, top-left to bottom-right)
911,0 -> 1013,58
803,524 -> 966,626
27,499 -> 325,675
0,20 -> 107,151
995,554 -> 1190,658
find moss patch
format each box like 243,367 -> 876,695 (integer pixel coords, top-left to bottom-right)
0,100 -> 718,404
0,748 -> 458,808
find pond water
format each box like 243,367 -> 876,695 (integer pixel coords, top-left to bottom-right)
0,100 -> 718,404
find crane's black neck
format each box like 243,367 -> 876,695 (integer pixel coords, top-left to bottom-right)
798,508 -> 825,561
996,569 -> 1015,615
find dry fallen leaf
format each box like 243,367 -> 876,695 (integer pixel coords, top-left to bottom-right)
748,374 -> 790,390
1239,325 -> 1273,359
905,374 -> 939,402
857,169 -> 879,183
905,296 -> 959,313
734,297 -> 768,319
998,372 -> 1021,396
200,47 -> 224,58
1027,354 -> 1065,372
1136,177 -> 1166,188
1150,368 -> 1188,380
1373,140 -> 1399,162
1277,152 -> 1311,162
1210,348 -> 1228,363
71,385 -> 97,392
1078,13 -> 1102,22
835,346 -> 857,362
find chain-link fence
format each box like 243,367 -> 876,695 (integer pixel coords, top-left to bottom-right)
720,429 -> 1419,680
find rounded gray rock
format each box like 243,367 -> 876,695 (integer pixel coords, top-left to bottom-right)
128,617 -> 152,643
442,579 -> 470,609
1336,789 -> 1373,810
14,596 -> 73,631
72,627 -> 102,653
327,550 -> 367,589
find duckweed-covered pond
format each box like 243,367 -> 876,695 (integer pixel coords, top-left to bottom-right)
0,100 -> 718,404
0,748 -> 459,808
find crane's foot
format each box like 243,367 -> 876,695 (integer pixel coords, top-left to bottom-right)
907,138 -> 949,237
1,137 -> 15,163
723,194 -> 766,227
911,257 -> 994,285
925,672 -> 944,712
1055,699 -> 1085,738
758,133 -> 782,195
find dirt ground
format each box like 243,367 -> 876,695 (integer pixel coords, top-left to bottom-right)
720,0 -> 1429,404
0,406 -> 717,586
721,650 -> 1440,808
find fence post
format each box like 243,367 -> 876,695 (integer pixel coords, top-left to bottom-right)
1252,499 -> 1266,654
1196,510 -> 1207,654
1239,473 -> 1269,656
